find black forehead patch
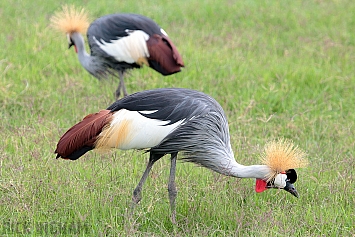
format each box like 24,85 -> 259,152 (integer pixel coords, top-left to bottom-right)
286,169 -> 297,183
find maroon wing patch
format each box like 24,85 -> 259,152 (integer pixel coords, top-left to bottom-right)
146,34 -> 184,75
55,110 -> 112,158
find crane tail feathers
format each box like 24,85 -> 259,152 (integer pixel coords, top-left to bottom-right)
55,110 -> 112,159
147,34 -> 184,75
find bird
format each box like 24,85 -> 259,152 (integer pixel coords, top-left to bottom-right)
55,88 -> 308,223
50,5 -> 184,99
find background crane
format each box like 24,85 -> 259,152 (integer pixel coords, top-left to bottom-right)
55,88 -> 308,224
50,5 -> 184,98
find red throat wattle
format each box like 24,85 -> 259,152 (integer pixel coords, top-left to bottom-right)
74,45 -> 78,53
255,179 -> 268,193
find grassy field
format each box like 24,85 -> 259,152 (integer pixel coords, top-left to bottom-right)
1,0 -> 354,235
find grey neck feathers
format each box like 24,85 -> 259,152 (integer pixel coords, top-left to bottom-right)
70,32 -> 96,74
228,162 -> 271,179
212,158 -> 271,180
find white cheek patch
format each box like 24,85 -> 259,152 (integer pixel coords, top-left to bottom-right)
274,173 -> 287,188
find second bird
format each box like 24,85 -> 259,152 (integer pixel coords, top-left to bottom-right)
51,5 -> 184,98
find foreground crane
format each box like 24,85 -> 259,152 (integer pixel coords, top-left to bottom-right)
55,88 -> 308,223
50,5 -> 184,98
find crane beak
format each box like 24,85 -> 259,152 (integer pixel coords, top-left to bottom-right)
68,41 -> 74,49
68,42 -> 78,53
256,178 -> 299,198
67,34 -> 74,49
284,181 -> 299,198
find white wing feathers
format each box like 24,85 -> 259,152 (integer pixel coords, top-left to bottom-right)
96,109 -> 184,151
93,30 -> 150,63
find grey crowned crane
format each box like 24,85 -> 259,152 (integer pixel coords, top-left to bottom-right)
55,88 -> 308,223
50,5 -> 184,98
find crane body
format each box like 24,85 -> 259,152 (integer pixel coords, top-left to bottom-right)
55,88 -> 307,223
51,6 -> 184,98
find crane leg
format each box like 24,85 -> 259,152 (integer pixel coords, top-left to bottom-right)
131,156 -> 156,207
168,152 -> 178,224
115,71 -> 128,99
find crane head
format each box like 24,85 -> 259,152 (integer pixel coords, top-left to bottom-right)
255,169 -> 299,198
256,139 -> 308,198
67,34 -> 77,53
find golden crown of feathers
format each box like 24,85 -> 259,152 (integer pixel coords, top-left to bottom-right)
260,138 -> 308,181
50,5 -> 90,34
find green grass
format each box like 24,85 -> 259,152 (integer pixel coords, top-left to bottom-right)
1,0 -> 354,235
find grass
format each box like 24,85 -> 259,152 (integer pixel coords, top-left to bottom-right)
1,0 -> 354,235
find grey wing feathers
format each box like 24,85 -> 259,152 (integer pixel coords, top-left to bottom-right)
107,88 -> 235,172
107,88 -> 215,125
87,13 -> 162,47
151,107 -> 234,173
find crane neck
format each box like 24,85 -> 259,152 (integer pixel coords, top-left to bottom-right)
229,162 -> 271,179
70,32 -> 95,73
70,32 -> 89,56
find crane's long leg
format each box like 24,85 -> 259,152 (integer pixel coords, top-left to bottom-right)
115,71 -> 128,99
168,152 -> 178,224
131,155 -> 156,209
